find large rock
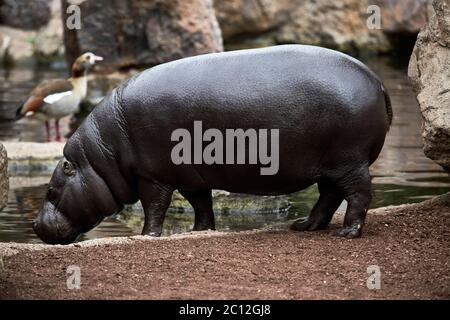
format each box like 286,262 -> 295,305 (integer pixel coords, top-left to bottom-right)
215,0 -> 432,53
214,0 -> 282,40
0,143 -> 8,211
0,0 -> 52,30
376,0 -> 432,34
62,0 -> 223,69
408,0 -> 450,173
0,0 -> 63,64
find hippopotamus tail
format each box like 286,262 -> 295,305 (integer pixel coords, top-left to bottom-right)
381,84 -> 393,127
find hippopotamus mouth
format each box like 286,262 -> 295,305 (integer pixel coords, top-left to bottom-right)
32,201 -> 81,245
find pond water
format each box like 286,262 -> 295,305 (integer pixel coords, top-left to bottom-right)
0,58 -> 449,243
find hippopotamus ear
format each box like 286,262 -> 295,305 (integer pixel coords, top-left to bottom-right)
62,160 -> 76,176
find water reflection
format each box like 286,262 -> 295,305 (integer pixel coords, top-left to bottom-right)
1,178 -> 448,243
0,184 -> 298,243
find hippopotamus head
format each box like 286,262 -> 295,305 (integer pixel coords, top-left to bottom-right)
32,157 -> 123,244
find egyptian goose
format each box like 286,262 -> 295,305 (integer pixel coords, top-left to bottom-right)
15,52 -> 103,142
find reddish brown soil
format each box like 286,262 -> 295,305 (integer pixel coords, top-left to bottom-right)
0,194 -> 449,300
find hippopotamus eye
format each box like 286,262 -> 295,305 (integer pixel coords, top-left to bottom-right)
62,160 -> 75,176
47,187 -> 57,201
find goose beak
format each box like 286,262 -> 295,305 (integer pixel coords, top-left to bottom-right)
93,55 -> 103,63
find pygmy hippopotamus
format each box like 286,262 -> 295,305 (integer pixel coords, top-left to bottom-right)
33,45 -> 392,244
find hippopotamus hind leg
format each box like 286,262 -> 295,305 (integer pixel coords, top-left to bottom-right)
179,189 -> 215,231
334,164 -> 372,238
138,179 -> 174,237
290,179 -> 343,232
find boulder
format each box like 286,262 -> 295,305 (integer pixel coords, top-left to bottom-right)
408,0 -> 450,173
0,0 -> 64,65
0,143 -> 8,211
274,0 -> 389,53
62,0 -> 223,69
0,0 -> 52,30
214,0 -> 282,39
214,0 -> 432,53
376,0 -> 433,34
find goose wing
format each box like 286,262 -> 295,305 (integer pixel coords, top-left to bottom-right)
16,79 -> 74,118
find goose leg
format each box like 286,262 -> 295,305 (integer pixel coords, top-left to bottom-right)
45,121 -> 51,142
55,119 -> 61,142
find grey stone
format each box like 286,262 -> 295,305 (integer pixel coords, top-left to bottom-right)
408,0 -> 450,173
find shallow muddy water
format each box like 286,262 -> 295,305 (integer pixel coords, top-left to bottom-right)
0,58 -> 449,243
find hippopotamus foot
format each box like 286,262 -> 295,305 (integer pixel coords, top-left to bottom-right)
333,165 -> 372,239
179,189 -> 216,231
138,179 -> 174,237
336,223 -> 363,238
291,179 -> 343,232
290,217 -> 325,231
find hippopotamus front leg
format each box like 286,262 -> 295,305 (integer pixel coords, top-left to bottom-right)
179,189 -> 215,231
138,179 -> 174,237
290,179 -> 343,232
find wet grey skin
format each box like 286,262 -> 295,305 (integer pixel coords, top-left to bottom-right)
33,45 -> 392,244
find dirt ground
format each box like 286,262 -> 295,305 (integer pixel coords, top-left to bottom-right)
0,193 -> 449,300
